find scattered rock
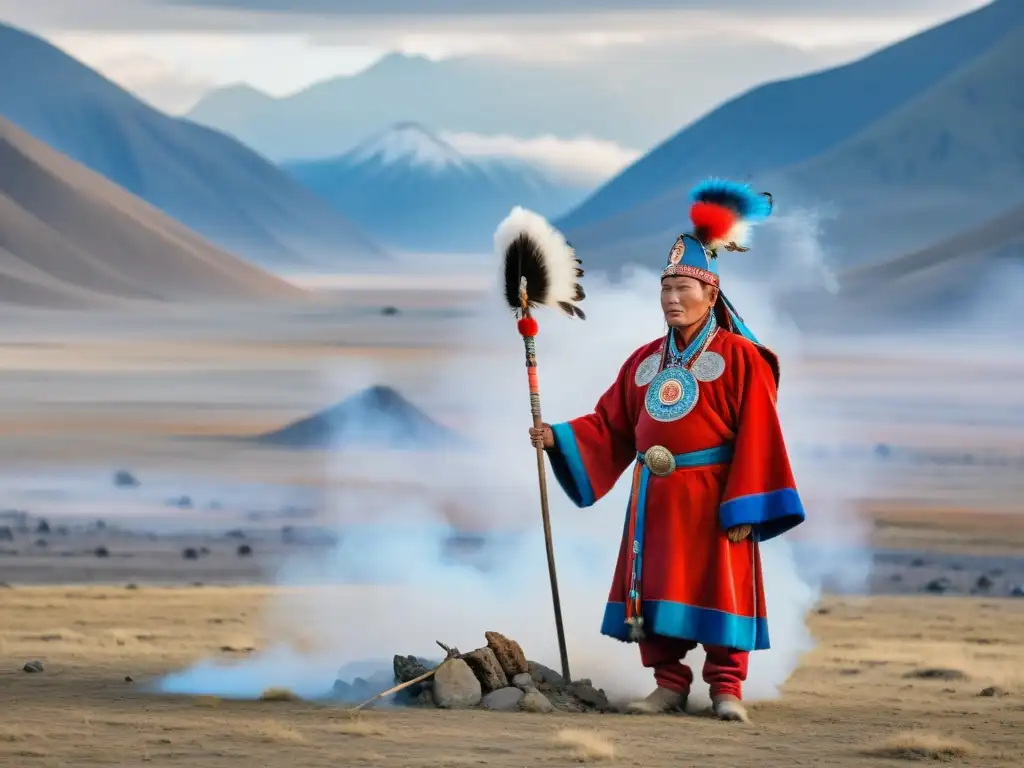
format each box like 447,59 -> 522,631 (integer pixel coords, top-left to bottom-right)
520,688 -> 556,713
566,679 -> 611,710
226,529 -> 246,539
394,654 -> 429,683
975,574 -> 994,591
485,631 -> 529,678
125,583 -> 139,590
168,495 -> 193,509
431,658 -> 482,709
125,675 -> 134,682
182,547 -> 199,560
512,672 -> 534,690
923,578 -> 951,594
236,544 -> 253,557
94,546 -> 110,558
381,306 -> 400,316
114,470 -> 139,488
528,660 -> 564,688
23,660 -> 44,673
909,558 -> 926,568
392,655 -> 433,698
979,686 -> 1006,697
415,688 -> 434,706
462,647 -> 509,693
481,686 -> 524,711
904,668 -> 969,682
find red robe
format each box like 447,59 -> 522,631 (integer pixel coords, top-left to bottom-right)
545,326 -> 804,652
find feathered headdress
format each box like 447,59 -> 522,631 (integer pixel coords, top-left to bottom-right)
495,206 -> 585,327
662,178 -> 774,285
688,178 -> 773,254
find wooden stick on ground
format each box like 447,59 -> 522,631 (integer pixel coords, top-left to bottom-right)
352,641 -> 461,711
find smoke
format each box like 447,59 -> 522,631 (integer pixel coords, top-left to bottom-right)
158,212 -> 876,707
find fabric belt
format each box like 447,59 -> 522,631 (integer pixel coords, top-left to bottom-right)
624,443 -> 734,640
635,444 -> 734,475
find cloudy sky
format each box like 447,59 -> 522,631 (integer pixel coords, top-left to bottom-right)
0,0 -> 993,181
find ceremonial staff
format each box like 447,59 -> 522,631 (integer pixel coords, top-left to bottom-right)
494,207 -> 586,685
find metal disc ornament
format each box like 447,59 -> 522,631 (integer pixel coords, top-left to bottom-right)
634,353 -> 662,387
643,445 -> 676,477
691,351 -> 726,383
644,367 -> 699,422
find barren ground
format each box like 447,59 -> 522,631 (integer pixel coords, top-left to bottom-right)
2,586 -> 1023,767
0,298 -> 1021,766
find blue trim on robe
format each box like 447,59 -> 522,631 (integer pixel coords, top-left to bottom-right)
602,600 -> 770,652
719,488 -> 805,542
546,422 -> 596,508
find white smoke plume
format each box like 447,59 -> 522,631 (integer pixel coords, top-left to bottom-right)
158,215 -> 875,707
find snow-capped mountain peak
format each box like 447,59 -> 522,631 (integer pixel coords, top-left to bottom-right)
346,121 -> 469,171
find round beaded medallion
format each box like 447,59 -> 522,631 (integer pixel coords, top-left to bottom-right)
634,353 -> 662,387
644,367 -> 699,422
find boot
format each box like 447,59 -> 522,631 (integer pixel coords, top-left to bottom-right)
624,686 -> 686,714
712,694 -> 749,723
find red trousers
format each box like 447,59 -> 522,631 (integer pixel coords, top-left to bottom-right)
639,634 -> 749,700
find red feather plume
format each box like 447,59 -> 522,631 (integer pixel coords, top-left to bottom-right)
689,201 -> 737,247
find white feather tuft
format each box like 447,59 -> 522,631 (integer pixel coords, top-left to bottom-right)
493,206 -> 579,306
707,220 -> 750,251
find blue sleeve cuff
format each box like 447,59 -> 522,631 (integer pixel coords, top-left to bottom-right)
546,422 -> 596,508
719,488 -> 805,541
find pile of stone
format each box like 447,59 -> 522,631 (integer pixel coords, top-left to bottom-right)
337,631 -> 612,713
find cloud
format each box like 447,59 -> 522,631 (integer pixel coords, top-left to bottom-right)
441,132 -> 641,187
159,0 -> 986,15
0,0 -> 990,36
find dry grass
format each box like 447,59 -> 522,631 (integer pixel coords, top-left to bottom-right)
334,718 -> 388,737
249,720 -> 306,744
868,731 -> 978,761
1,586 -> 1022,767
259,687 -> 300,702
554,729 -> 616,762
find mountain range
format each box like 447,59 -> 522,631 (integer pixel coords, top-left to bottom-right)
283,122 -> 588,253
555,0 -> 1024,274
0,116 -> 304,309
0,22 -> 386,273
780,199 -> 1024,332
186,40 -> 844,162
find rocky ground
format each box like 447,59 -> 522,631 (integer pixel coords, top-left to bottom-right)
2,585 -> 1023,767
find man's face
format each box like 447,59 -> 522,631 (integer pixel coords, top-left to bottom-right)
660,276 -> 715,328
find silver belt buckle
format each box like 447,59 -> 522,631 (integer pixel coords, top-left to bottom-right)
643,445 -> 675,477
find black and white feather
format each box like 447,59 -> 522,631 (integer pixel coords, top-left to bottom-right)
494,206 -> 585,320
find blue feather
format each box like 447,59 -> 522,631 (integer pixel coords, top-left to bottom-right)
689,178 -> 773,222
